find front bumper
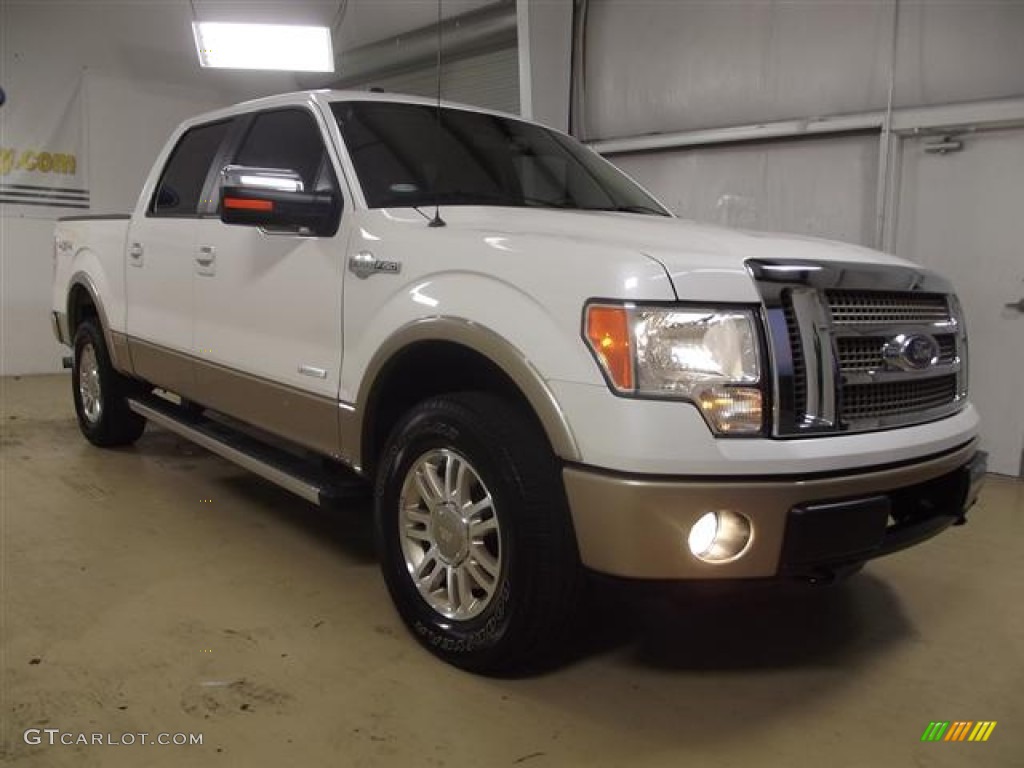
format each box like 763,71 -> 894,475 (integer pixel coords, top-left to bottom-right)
563,440 -> 985,580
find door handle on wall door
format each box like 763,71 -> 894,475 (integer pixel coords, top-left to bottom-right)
1005,298 -> 1024,313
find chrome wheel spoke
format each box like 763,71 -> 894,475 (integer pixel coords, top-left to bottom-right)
454,460 -> 471,508
455,567 -> 474,615
465,560 -> 496,594
445,566 -> 459,611
463,495 -> 493,520
403,524 -> 432,544
471,543 -> 500,578
404,506 -> 431,526
469,515 -> 497,538
414,553 -> 442,589
414,463 -> 443,507
443,454 -> 458,499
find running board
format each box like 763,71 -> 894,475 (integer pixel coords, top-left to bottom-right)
127,395 -> 370,508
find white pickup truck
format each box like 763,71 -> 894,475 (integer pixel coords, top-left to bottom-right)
52,90 -> 985,673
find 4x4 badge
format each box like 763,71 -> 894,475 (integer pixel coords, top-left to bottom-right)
349,251 -> 401,279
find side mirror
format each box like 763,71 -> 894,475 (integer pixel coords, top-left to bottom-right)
219,165 -> 339,236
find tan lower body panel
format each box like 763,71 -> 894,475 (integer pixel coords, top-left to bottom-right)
108,331 -> 132,375
126,337 -> 342,458
563,439 -> 979,580
128,339 -> 198,401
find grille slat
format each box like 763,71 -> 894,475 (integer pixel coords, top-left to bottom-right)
782,295 -> 807,418
841,376 -> 958,421
826,291 -> 949,325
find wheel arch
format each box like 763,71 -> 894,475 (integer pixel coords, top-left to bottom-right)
66,272 -> 131,373
349,318 -> 580,476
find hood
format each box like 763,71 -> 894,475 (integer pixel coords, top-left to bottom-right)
388,206 -> 917,302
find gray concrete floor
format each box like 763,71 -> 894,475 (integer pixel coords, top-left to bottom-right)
2,374 -> 1022,768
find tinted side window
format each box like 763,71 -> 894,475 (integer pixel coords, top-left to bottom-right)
233,109 -> 334,193
152,120 -> 231,216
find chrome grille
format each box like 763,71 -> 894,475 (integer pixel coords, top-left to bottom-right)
836,334 -> 957,372
825,291 -> 949,325
841,376 -> 958,421
747,259 -> 967,436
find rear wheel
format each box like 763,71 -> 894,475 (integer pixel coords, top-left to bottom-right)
72,319 -> 146,447
375,392 -> 582,675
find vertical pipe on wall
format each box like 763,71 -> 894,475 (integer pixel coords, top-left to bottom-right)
874,0 -> 900,249
569,0 -> 589,140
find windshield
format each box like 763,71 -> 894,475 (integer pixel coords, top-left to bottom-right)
331,100 -> 669,215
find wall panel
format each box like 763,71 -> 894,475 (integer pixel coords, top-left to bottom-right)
584,0 -> 1024,141
613,134 -> 879,247
352,47 -> 520,114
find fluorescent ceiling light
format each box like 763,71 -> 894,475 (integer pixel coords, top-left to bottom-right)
193,22 -> 334,72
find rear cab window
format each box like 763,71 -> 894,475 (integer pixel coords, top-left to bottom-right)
151,120 -> 232,217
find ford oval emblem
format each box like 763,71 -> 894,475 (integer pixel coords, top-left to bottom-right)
882,334 -> 940,371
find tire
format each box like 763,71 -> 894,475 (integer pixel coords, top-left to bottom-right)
72,319 -> 146,447
375,392 -> 582,675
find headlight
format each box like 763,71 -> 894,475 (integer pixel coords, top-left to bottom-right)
584,303 -> 765,434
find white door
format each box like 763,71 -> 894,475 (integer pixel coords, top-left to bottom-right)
125,119 -> 234,394
895,127 -> 1024,477
192,107 -> 347,453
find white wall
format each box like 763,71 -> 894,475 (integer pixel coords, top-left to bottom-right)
584,0 -> 1024,244
617,134 -> 880,247
584,0 -> 1024,141
350,47 -> 521,114
0,1 -> 315,375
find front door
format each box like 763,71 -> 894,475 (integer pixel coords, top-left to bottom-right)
895,127 -> 1024,477
192,106 -> 348,457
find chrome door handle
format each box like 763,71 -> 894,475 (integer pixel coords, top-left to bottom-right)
128,242 -> 144,264
196,245 -> 216,265
1005,298 -> 1024,313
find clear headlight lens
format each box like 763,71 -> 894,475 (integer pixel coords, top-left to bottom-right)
584,304 -> 764,434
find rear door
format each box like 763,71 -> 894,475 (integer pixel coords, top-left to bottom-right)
191,106 -> 349,456
125,119 -> 233,396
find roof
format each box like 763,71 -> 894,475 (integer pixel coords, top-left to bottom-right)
180,88 -> 523,131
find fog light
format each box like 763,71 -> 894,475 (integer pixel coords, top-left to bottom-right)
687,510 -> 752,562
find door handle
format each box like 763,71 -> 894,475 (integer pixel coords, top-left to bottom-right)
196,245 -> 216,265
128,242 -> 144,265
1005,298 -> 1024,313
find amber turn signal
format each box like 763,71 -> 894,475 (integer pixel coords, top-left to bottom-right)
585,305 -> 634,391
223,196 -> 274,211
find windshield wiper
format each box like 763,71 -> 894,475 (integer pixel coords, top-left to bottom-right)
433,190 -> 576,209
594,204 -> 670,216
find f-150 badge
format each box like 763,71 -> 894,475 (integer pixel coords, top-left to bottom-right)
349,251 -> 401,279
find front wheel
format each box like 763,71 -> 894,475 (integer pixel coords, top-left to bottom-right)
375,392 -> 582,675
72,319 -> 146,447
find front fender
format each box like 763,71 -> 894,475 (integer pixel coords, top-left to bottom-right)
348,315 -> 582,464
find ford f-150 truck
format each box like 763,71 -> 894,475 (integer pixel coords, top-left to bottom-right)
52,90 -> 986,673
